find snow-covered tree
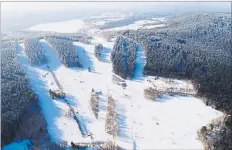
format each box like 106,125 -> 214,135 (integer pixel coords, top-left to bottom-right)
1,42 -> 38,146
111,36 -> 137,79
90,90 -> 99,119
122,12 -> 232,149
24,38 -> 47,65
105,95 -> 118,138
94,44 -> 103,60
45,36 -> 82,67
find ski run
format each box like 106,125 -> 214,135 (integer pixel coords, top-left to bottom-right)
12,35 -> 223,150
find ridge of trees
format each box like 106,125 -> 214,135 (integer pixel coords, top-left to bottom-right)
1,42 -> 38,146
111,36 -> 137,79
24,38 -> 47,65
45,36 -> 82,67
121,12 -> 232,149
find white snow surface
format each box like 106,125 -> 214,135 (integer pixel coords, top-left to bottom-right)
26,12 -> 131,33
88,12 -> 133,27
26,16 -> 165,34
103,18 -> 167,31
90,17 -> 127,26
16,33 -> 223,149
27,19 -> 85,33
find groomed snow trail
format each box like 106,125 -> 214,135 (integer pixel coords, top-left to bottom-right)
72,38 -> 134,149
133,44 -> 146,81
121,43 -> 223,149
72,36 -> 223,149
16,43 -> 86,145
40,39 -> 109,143
48,68 -> 91,138
16,34 -> 223,150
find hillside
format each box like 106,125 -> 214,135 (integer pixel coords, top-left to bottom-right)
1,12 -> 231,150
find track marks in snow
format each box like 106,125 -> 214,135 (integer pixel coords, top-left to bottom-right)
74,38 -> 135,149
41,39 -> 112,143
97,94 -> 108,122
133,44 -> 146,81
41,41 -> 92,136
16,43 -> 85,144
16,36 -> 222,150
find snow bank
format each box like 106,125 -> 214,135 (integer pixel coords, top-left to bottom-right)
27,19 -> 85,33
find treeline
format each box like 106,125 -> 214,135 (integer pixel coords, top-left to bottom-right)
111,36 -> 137,79
105,95 -> 118,138
24,38 -> 47,65
111,37 -> 126,78
90,90 -> 100,119
198,114 -> 232,150
45,35 -> 91,44
45,36 -> 82,67
122,12 -> 232,149
94,44 -> 103,60
1,42 -> 38,146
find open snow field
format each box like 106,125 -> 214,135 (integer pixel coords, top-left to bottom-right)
102,18 -> 167,31
26,14 -> 167,33
88,12 -> 132,26
6,16 -> 223,149
27,19 -> 85,33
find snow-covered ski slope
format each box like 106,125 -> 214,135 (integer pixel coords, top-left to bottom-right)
16,36 -> 223,149
16,17 -> 223,149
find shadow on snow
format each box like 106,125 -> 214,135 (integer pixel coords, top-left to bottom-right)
16,44 -> 65,142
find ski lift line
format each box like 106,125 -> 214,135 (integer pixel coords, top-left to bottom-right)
47,67 -> 92,139
48,70 -> 63,91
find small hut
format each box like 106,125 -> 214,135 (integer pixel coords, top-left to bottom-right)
49,89 -> 66,99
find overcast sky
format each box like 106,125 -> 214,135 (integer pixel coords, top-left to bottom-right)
2,1 -> 230,14
1,1 -> 231,32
